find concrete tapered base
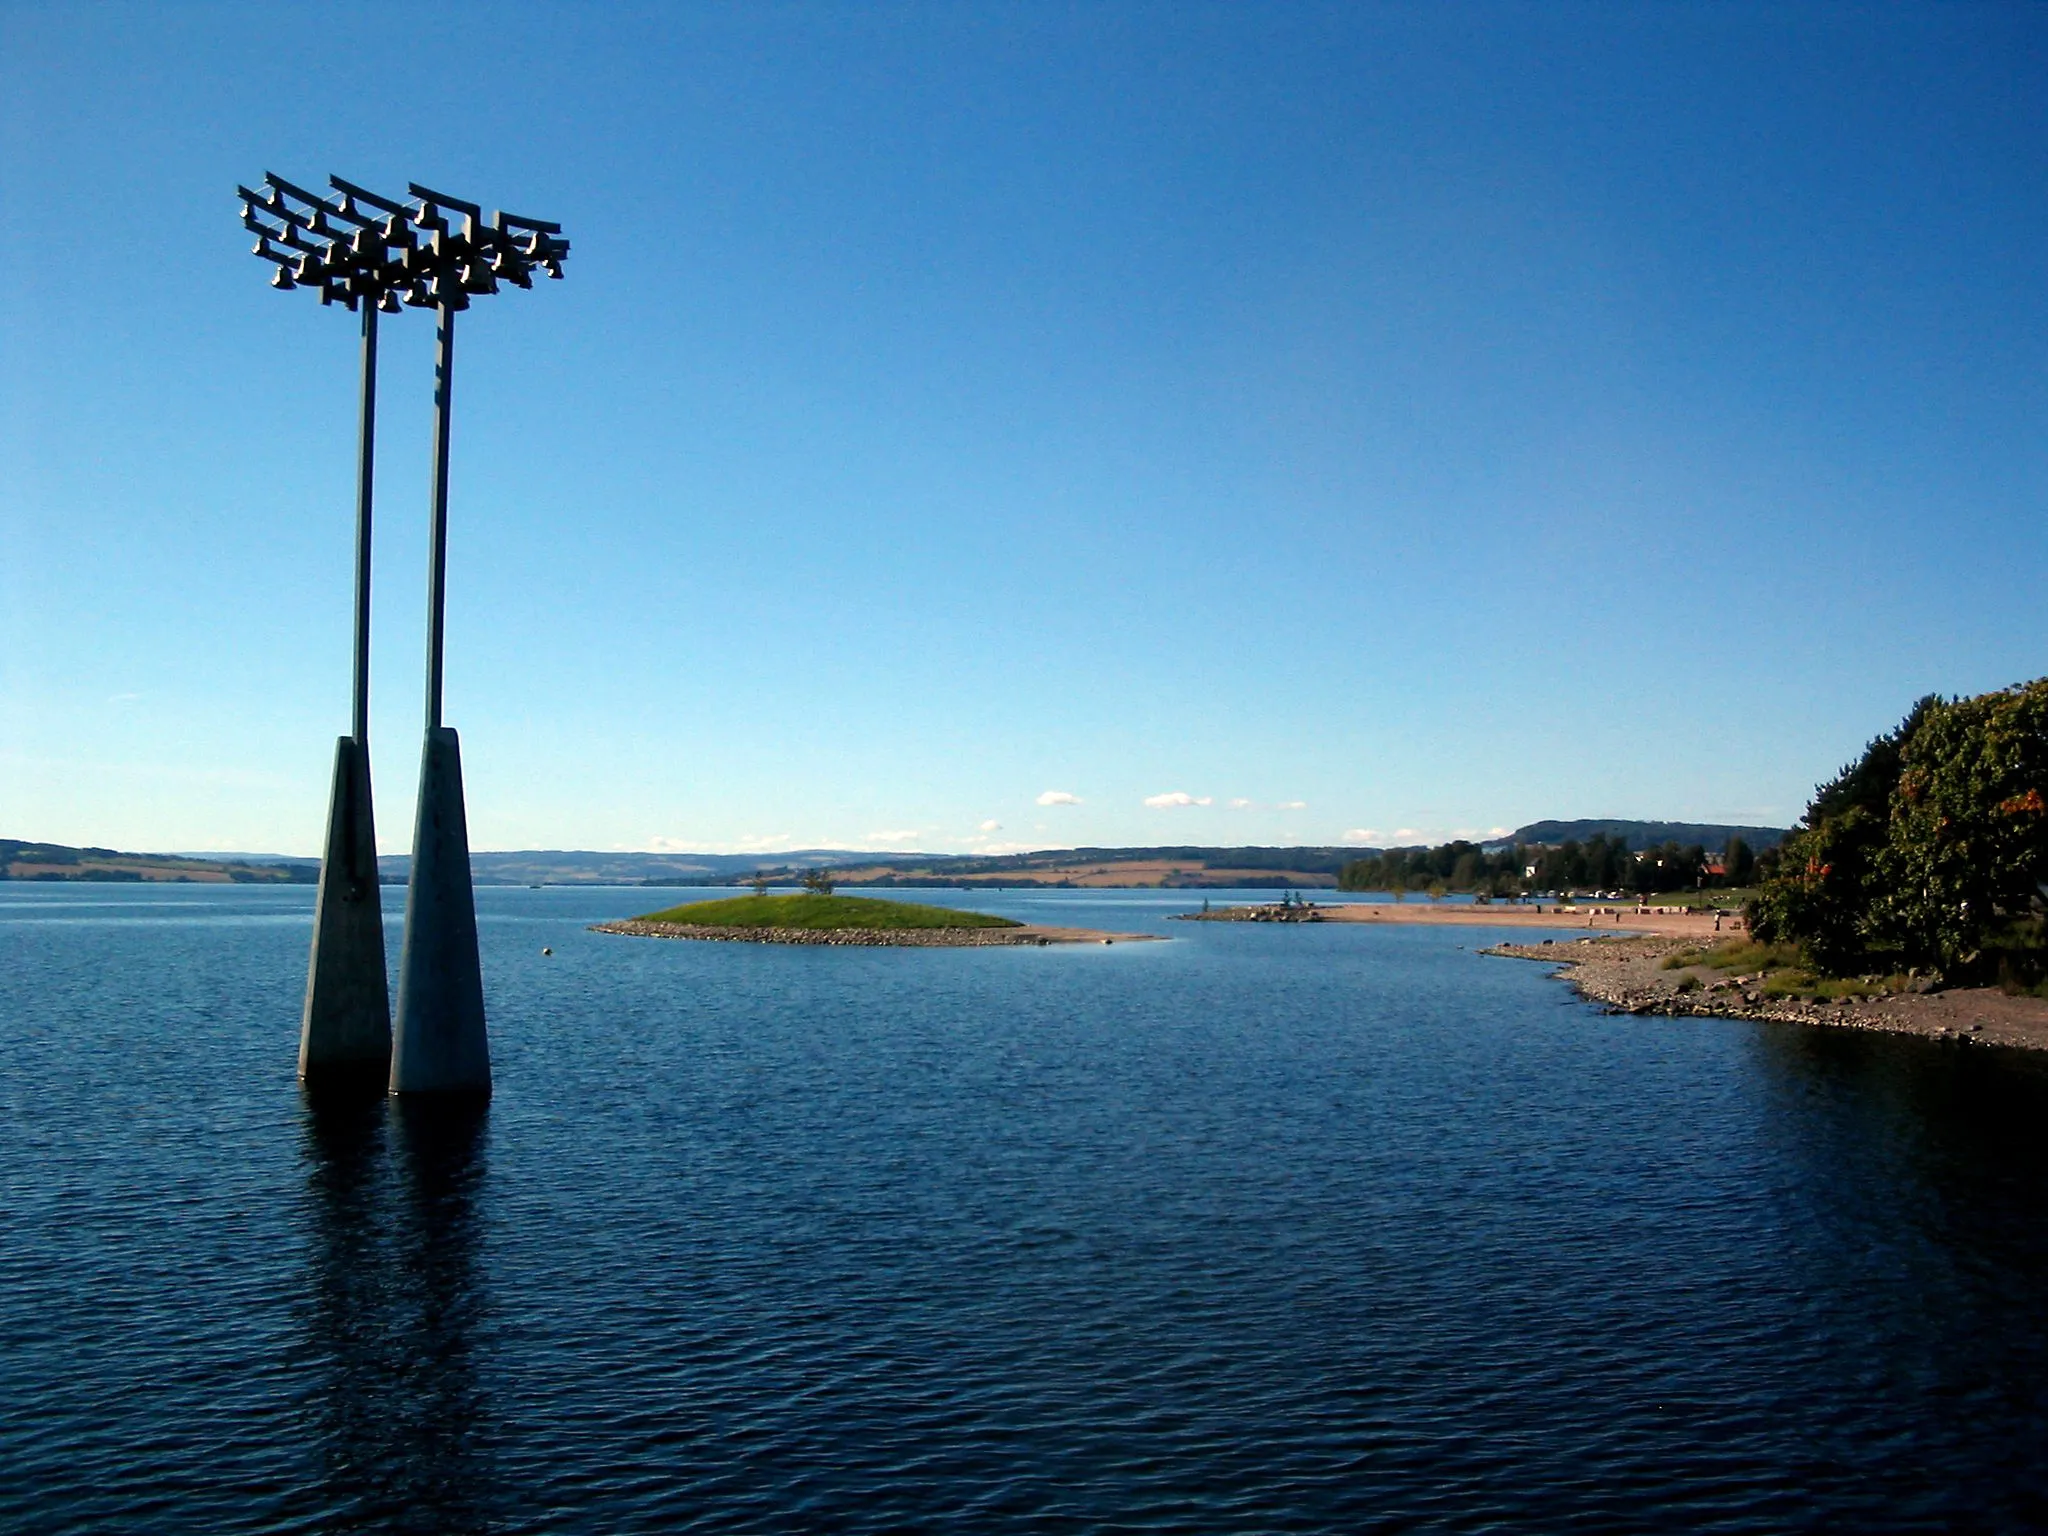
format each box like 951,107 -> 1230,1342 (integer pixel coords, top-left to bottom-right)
300,736 -> 391,1088
391,726 -> 491,1096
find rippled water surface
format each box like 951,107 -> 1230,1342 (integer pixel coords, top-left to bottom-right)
4,883 -> 2048,1532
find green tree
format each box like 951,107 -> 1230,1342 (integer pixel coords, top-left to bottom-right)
1751,682 -> 2048,978
1630,850 -> 1661,896
1874,679 -> 2048,974
1580,834 -> 1621,890
1750,695 -> 1940,970
1749,810 -> 1887,971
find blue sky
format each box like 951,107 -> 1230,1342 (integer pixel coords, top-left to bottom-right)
3,3 -> 2044,857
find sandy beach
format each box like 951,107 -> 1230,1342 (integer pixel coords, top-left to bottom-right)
1311,901 -> 1742,940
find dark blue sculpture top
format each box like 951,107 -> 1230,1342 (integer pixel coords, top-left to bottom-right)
239,172 -> 568,312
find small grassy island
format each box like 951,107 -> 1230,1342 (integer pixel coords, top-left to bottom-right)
592,890 -> 1161,947
638,892 -> 1022,931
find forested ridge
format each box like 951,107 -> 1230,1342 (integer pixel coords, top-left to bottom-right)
1337,833 -> 1763,900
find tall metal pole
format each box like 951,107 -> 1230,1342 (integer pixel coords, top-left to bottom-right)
393,295 -> 489,1096
425,302 -> 455,731
352,301 -> 378,748
300,294 -> 393,1089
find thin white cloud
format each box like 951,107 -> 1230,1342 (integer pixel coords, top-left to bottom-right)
977,819 -> 1002,833
1342,828 -> 1380,844
976,841 -> 1033,855
652,832 -> 801,855
1277,800 -> 1307,811
1144,791 -> 1213,809
1036,790 -> 1082,807
1228,798 -> 1254,810
864,830 -> 920,847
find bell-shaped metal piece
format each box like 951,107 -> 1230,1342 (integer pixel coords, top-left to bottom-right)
379,289 -> 401,314
271,266 -> 296,290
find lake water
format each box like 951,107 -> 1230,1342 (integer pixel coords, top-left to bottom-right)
3,883 -> 2046,1532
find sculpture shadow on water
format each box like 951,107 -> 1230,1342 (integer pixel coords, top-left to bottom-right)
296,1094 -> 497,1535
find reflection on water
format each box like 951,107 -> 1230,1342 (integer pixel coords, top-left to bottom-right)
1738,1025 -> 2048,1529
300,1094 -> 495,1534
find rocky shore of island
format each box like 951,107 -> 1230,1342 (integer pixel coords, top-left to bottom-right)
591,919 -> 1160,947
1486,934 -> 2048,1053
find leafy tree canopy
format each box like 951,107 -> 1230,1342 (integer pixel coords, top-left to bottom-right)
1749,680 -> 2048,979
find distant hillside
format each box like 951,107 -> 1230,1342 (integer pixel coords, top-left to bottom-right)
786,846 -> 1357,889
9,826 -> 1790,889
374,848 -> 926,885
10,838 -> 1363,890
376,845 -> 1361,888
0,838 -> 317,884
1506,819 -> 1788,852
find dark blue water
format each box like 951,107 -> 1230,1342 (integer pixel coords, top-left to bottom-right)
3,884 -> 2046,1533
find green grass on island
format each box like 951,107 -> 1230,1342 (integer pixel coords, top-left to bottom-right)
634,892 -> 1024,931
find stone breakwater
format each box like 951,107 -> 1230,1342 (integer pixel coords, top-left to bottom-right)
591,920 -> 1160,948
1485,934 -> 2048,1053
1174,902 -> 1324,923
